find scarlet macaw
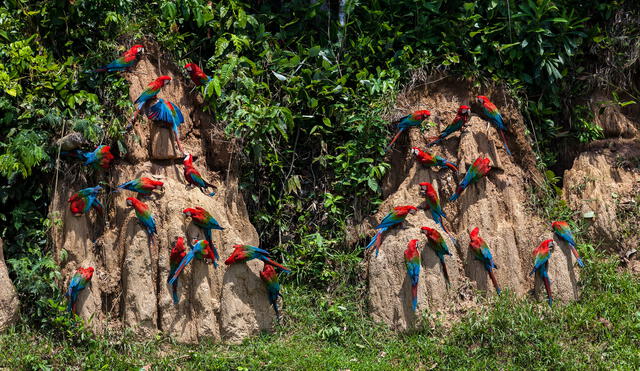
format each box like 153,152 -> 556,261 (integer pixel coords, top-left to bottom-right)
419,182 -> 455,243
365,205 -> 418,257
126,197 -> 156,238
449,157 -> 491,202
134,76 -> 172,110
473,96 -> 511,155
66,267 -> 94,314
115,177 -> 164,196
183,207 -> 223,267
551,221 -> 584,267
404,239 -> 421,311
469,227 -> 501,294
183,154 -> 216,196
68,186 -> 103,216
225,244 -> 291,272
531,239 -> 555,306
260,264 -> 283,320
426,105 -> 471,146
184,63 -> 212,86
411,147 -> 458,172
168,237 -> 187,304
386,110 -> 431,151
421,226 -> 452,284
86,44 -> 144,73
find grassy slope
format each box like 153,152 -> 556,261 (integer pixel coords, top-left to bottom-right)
2,253 -> 639,370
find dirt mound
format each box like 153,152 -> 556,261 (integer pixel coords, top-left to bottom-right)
364,78 -> 580,331
49,50 -> 274,343
0,238 -> 20,331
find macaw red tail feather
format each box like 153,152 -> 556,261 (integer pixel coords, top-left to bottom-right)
411,284 -> 418,311
440,259 -> 450,284
542,276 -> 553,307
385,128 -> 405,152
499,129 -> 512,156
171,282 -> 180,304
570,247 -> 585,268
488,270 -> 501,295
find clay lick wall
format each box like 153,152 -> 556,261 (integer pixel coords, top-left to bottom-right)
365,78 -> 581,331
49,48 -> 274,343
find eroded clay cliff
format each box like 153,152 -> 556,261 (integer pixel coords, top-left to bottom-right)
0,238 -> 20,331
49,45 -> 274,343
363,78 -> 582,331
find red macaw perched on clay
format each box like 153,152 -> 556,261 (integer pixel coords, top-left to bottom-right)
68,186 -> 103,216
449,157 -> 491,202
183,154 -> 216,197
473,96 -> 511,155
183,207 -> 223,267
365,205 -> 417,257
66,267 -> 94,314
404,239 -> 421,311
469,227 -> 501,295
168,237 -> 187,304
551,221 -> 584,268
421,226 -> 452,284
386,110 -> 431,151
168,239 -> 216,287
426,105 -> 471,146
531,239 -> 555,306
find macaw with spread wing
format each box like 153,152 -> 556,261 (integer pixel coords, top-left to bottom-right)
365,205 -> 418,257
62,145 -> 114,170
225,244 -> 291,272
168,239 -> 216,286
145,98 -> 185,154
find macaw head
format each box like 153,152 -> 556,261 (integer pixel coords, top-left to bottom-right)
551,221 -> 567,230
476,95 -> 489,105
420,226 -> 438,240
149,179 -> 164,189
458,105 -> 471,116
260,263 -> 276,280
182,207 -> 197,217
224,245 -> 246,265
131,44 -> 145,55
184,63 -> 195,72
544,239 -> 557,251
173,237 -> 185,251
407,239 -> 419,251
407,206 -> 418,214
84,266 -> 95,278
414,110 -> 431,121
410,147 -> 422,156
183,153 -> 193,166
156,75 -> 172,86
125,197 -> 135,207
418,182 -> 434,195
469,227 -> 480,239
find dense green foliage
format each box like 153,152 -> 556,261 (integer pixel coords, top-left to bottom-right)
1,0 -> 639,359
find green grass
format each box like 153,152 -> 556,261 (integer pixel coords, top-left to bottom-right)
1,253 -> 639,370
